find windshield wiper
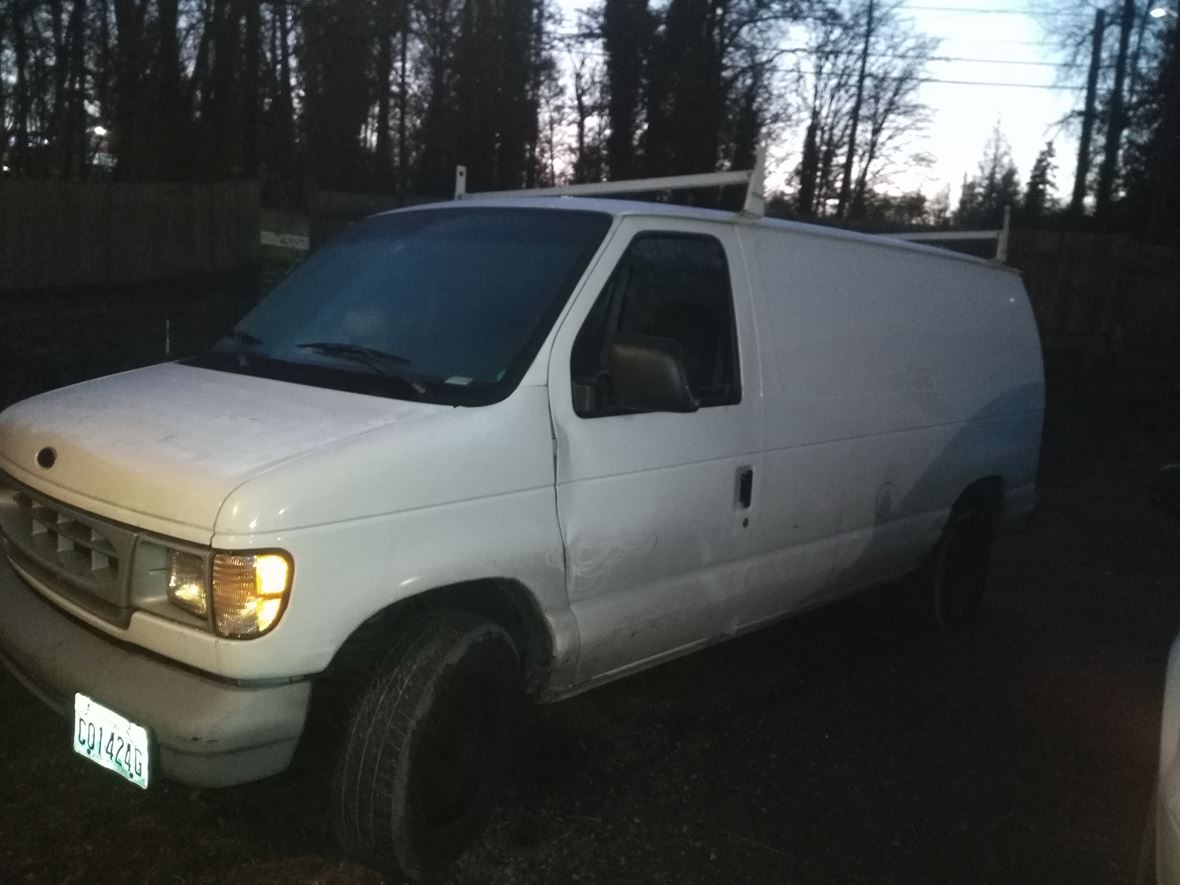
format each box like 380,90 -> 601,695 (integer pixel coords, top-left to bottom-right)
295,341 -> 424,394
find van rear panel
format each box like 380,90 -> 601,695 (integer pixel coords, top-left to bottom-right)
739,224 -> 1043,596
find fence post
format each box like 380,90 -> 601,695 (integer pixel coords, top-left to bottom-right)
996,206 -> 1011,263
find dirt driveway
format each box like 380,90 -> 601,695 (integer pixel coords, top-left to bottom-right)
2,384 -> 1178,885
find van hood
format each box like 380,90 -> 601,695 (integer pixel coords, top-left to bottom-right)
0,363 -> 449,542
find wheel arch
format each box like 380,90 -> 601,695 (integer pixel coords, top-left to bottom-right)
952,474 -> 1006,528
326,577 -> 555,696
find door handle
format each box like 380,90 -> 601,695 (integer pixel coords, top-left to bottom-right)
737,466 -> 754,509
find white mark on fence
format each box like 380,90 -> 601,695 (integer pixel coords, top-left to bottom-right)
260,230 -> 310,252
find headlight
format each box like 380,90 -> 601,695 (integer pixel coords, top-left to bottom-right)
164,548 -> 293,638
167,550 -> 209,617
211,552 -> 293,638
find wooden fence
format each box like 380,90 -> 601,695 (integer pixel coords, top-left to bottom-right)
308,189 -> 434,249
1008,230 -> 1180,378
0,180 -> 260,291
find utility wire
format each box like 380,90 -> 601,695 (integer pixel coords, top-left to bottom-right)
796,48 -> 1094,68
567,45 -> 1090,86
899,4 -> 1084,14
912,76 -> 1084,88
788,69 -> 1086,88
938,37 -> 1069,46
555,31 -> 1069,49
569,44 -> 1083,69
568,49 -> 1085,88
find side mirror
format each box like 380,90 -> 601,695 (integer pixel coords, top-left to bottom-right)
1151,465 -> 1180,522
608,333 -> 699,414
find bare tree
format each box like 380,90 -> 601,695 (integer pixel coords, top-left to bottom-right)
850,29 -> 936,215
569,50 -> 605,182
795,1 -> 934,219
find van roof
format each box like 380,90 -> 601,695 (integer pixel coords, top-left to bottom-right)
392,196 -> 1016,273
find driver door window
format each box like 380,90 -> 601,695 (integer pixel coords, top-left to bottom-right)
570,233 -> 740,417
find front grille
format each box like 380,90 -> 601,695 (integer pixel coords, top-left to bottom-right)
19,492 -> 122,585
0,478 -> 137,624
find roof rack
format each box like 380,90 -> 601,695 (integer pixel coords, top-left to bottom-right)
892,206 -> 1011,263
454,146 -> 767,219
452,152 -> 1009,264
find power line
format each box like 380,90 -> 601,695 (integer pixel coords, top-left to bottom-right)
900,4 -> 1082,14
568,44 -> 1090,82
790,69 -> 1087,88
570,44 -> 1087,89
915,76 -> 1084,89
800,48 -> 1091,68
557,30 -> 1072,51
926,56 -> 1088,68
938,37 -> 1065,46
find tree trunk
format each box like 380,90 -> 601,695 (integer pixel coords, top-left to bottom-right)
49,0 -> 69,175
375,12 -> 394,182
242,0 -> 261,177
603,0 -> 649,180
0,13 -> 8,161
153,0 -> 186,179
12,0 -> 31,175
573,60 -> 591,182
1095,0 -> 1135,221
64,0 -> 89,178
275,0 -> 295,183
1148,29 -> 1180,243
95,0 -> 114,124
205,0 -> 241,178
397,19 -> 409,194
1070,10 -> 1105,217
797,114 -> 820,216
837,0 -> 874,218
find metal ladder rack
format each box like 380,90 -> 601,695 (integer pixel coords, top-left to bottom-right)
892,206 -> 1011,263
453,146 -> 767,219
452,148 -> 1010,263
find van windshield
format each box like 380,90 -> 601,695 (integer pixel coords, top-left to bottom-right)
186,207 -> 611,406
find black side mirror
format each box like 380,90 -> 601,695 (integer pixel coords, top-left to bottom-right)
1151,465 -> 1180,522
608,333 -> 699,414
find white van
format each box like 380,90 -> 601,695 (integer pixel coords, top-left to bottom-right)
0,178 -> 1043,878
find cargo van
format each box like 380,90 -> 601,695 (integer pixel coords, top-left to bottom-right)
0,166 -> 1043,878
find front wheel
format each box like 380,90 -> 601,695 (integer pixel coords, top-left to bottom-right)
330,611 -> 523,880
918,504 -> 994,631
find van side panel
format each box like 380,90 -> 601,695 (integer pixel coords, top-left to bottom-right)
740,226 -> 1043,605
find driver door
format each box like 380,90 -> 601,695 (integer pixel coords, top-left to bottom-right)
547,217 -> 763,684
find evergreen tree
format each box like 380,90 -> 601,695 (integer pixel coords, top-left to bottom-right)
957,123 -> 1020,228
1022,141 -> 1057,223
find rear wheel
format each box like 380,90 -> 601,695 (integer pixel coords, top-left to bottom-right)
330,611 -> 523,880
919,504 -> 994,631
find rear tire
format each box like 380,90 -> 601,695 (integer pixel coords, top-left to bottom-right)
330,611 -> 523,880
918,504 -> 994,631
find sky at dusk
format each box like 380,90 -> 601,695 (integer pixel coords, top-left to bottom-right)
556,0 -> 1088,205
887,2 -> 1080,201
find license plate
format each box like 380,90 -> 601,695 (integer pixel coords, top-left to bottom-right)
73,693 -> 150,789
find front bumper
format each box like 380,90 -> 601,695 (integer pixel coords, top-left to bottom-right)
0,554 -> 311,788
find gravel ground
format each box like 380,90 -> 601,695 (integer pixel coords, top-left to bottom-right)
2,381 -> 1178,885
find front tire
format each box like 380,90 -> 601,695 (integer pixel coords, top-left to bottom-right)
331,611 -> 523,879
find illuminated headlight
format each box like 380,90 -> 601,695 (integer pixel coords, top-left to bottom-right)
166,550 -> 208,617
211,552 -> 293,638
165,548 -> 293,638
